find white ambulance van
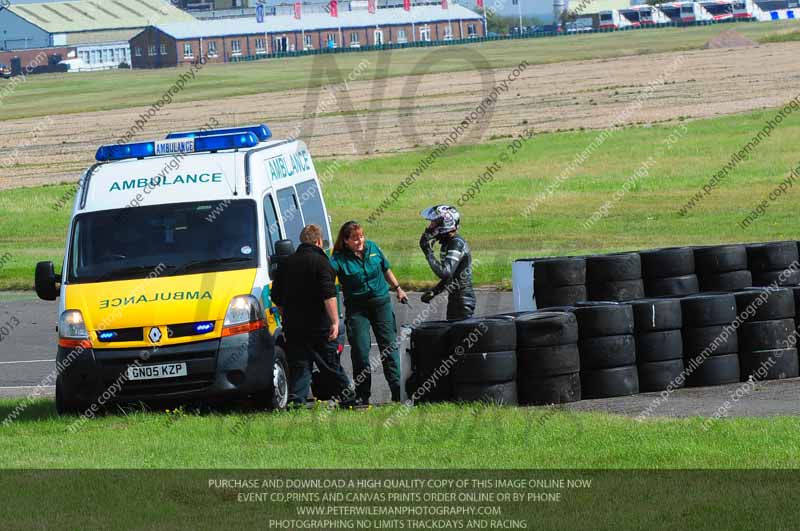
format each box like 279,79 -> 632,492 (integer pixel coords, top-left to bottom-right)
35,125 -> 336,414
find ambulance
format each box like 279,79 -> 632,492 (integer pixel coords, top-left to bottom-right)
35,125 -> 335,414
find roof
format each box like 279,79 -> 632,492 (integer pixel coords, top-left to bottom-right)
65,29 -> 142,45
155,5 -> 482,39
580,0 -> 631,13
8,0 -> 195,33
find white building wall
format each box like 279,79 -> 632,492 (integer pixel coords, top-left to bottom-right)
75,42 -> 132,71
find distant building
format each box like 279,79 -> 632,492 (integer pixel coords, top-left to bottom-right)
130,4 -> 484,68
0,0 -> 194,70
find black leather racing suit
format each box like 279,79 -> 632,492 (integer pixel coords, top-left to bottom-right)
423,234 -> 476,320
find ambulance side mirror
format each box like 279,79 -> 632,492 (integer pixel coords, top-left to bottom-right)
269,239 -> 295,279
35,261 -> 60,301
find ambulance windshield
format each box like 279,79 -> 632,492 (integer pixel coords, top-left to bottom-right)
67,200 -> 258,283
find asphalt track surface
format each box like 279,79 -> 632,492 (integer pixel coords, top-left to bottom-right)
2,290 -> 800,417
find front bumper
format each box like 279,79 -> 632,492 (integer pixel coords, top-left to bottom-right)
56,329 -> 274,405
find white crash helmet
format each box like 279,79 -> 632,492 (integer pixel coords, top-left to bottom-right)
421,205 -> 461,238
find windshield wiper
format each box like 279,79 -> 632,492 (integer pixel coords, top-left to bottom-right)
171,257 -> 252,276
95,264 -> 175,282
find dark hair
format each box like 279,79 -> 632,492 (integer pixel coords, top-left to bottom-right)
299,224 -> 323,245
334,220 -> 363,254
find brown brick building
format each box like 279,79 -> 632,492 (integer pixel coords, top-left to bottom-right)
130,5 -> 484,68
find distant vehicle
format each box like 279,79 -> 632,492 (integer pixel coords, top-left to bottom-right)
0,64 -> 11,79
575,17 -> 595,31
598,10 -> 633,30
487,31 -> 500,37
564,20 -> 593,33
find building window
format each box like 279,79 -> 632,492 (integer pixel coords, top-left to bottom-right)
512,0 -> 518,4
397,29 -> 407,43
350,32 -> 360,46
444,25 -> 453,39
160,44 -> 167,55
135,46 -> 142,57
148,44 -> 156,56
231,39 -> 242,55
183,43 -> 193,58
419,25 -> 431,41
304,34 -> 312,49
467,24 -> 477,37
207,41 -> 218,57
326,33 -> 337,48
256,38 -> 266,54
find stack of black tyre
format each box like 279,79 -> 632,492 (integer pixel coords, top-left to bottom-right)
407,321 -> 455,403
694,244 -> 752,291
640,247 -> 699,297
515,312 -> 581,405
533,257 -> 587,308
451,318 -> 518,405
574,303 -> 639,398
680,293 -> 740,387
735,288 -> 799,381
586,253 -> 644,302
747,241 -> 800,287
630,298 -> 685,392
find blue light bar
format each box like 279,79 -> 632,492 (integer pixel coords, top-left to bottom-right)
194,322 -> 214,334
195,132 -> 259,152
95,132 -> 259,161
96,142 -> 155,162
98,331 -> 117,341
167,124 -> 272,142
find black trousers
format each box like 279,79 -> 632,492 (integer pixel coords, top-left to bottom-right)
285,330 -> 353,405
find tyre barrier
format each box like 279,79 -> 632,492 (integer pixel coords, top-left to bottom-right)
747,242 -> 800,287
641,247 -> 700,298
533,257 -> 587,307
695,244 -> 752,291
451,319 -> 518,405
407,320 -> 455,403
515,312 -> 581,405
680,293 -> 741,387
630,298 -> 685,392
586,253 -> 644,301
734,288 -> 799,381
574,303 -> 639,398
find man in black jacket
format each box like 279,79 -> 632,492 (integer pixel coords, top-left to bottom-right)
272,224 -> 352,406
419,205 -> 476,320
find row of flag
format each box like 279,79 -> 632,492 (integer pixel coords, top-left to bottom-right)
268,0 -> 482,21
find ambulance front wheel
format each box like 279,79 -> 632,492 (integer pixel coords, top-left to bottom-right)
55,377 -> 90,416
256,347 -> 288,410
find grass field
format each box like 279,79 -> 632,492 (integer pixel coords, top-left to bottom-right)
2,399 -> 799,468
2,107 -> 798,290
1,20 -> 799,121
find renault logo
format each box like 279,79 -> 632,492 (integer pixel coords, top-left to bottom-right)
148,327 -> 162,343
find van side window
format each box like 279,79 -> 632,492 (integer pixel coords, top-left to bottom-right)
276,188 -> 305,248
263,193 -> 282,254
296,179 -> 330,244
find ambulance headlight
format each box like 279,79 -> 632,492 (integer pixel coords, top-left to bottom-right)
59,310 -> 88,339
222,295 -> 265,337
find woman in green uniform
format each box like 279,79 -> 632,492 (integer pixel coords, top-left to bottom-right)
331,221 -> 407,404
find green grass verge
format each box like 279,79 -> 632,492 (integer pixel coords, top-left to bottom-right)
760,29 -> 800,43
1,20 -> 800,121
2,400 -> 800,468
2,107 -> 799,290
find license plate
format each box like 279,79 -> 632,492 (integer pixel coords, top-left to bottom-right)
126,363 -> 187,381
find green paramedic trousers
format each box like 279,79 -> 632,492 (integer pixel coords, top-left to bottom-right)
345,295 -> 401,402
